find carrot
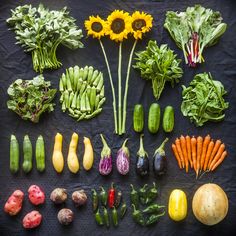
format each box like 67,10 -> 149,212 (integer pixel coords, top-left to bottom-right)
186,135 -> 192,168
207,140 -> 222,170
211,151 -> 227,171
172,144 -> 182,169
209,143 -> 225,170
191,136 -> 197,173
203,140 -> 214,171
200,134 -> 211,171
175,138 -> 185,169
180,135 -> 188,173
196,136 -> 203,177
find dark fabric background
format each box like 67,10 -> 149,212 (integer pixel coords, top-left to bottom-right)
0,0 -> 236,235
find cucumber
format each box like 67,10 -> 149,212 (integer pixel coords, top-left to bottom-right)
148,103 -> 160,134
163,106 -> 175,133
35,135 -> 45,172
10,135 -> 19,174
22,135 -> 33,173
133,104 -> 144,132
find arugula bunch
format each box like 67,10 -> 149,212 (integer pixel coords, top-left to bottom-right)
7,75 -> 57,123
7,4 -> 83,73
133,40 -> 183,100
181,72 -> 229,127
164,5 -> 227,67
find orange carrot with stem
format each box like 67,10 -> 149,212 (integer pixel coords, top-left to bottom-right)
175,138 -> 185,169
186,135 -> 192,168
191,136 -> 197,173
200,134 -> 211,171
180,135 -> 188,173
196,136 -> 203,177
172,144 -> 182,169
211,151 -> 227,171
209,143 -> 225,170
203,140 -> 214,171
207,140 -> 221,170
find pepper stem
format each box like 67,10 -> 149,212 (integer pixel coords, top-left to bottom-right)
100,134 -> 111,157
137,134 -> 148,158
154,138 -> 169,156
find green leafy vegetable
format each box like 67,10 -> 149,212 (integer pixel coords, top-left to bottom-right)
181,72 -> 229,126
7,75 -> 57,123
7,4 -> 83,73
133,40 -> 183,100
164,5 -> 227,67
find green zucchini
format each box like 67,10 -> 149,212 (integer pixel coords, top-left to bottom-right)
22,135 -> 33,173
10,135 -> 19,174
163,106 -> 174,132
148,103 -> 160,134
133,104 -> 144,132
35,135 -> 45,172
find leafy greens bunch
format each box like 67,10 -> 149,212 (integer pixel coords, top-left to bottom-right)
181,72 -> 229,127
7,4 -> 83,73
7,75 -> 57,123
133,40 -> 183,100
164,5 -> 227,67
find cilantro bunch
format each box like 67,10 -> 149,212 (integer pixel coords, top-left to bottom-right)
7,4 -> 83,73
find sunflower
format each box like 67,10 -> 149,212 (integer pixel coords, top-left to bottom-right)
106,10 -> 131,42
84,15 -> 107,39
130,11 -> 153,40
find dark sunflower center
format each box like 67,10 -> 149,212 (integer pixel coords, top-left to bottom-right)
91,22 -> 103,33
132,19 -> 146,31
111,18 -> 125,34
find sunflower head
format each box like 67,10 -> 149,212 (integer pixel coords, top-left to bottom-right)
106,10 -> 131,42
84,15 -> 107,39
131,11 -> 153,40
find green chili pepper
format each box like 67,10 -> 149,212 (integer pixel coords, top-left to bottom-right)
102,206 -> 109,228
142,204 -> 165,214
112,207 -> 118,227
119,203 -> 127,219
146,182 -> 158,204
131,204 -> 145,226
146,211 -> 165,226
99,186 -> 107,206
115,190 -> 122,208
91,189 -> 98,212
139,184 -> 148,205
95,209 -> 104,226
130,184 -> 139,209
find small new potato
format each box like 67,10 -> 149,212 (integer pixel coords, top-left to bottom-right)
28,185 -> 45,205
72,189 -> 87,207
57,208 -> 74,225
50,188 -> 67,204
22,210 -> 42,229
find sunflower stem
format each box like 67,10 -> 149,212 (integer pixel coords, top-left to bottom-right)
99,39 -> 118,134
121,39 -> 137,134
118,42 -> 123,135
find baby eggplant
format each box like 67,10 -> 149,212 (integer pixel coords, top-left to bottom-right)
116,139 -> 130,175
153,138 -> 169,176
136,134 -> 149,176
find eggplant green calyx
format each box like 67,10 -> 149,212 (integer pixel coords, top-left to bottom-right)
154,138 -> 169,156
137,134 -> 148,158
100,134 -> 111,158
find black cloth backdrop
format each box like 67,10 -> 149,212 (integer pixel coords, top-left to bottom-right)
0,0 -> 236,235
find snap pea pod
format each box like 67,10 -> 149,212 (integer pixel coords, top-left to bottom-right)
102,207 -> 109,228
22,135 -> 33,173
35,135 -> 45,172
10,135 -> 19,174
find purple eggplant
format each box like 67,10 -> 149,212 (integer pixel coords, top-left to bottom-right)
116,139 -> 130,175
99,134 -> 112,175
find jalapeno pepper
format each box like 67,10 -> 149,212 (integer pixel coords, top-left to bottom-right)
146,211 -> 165,226
108,182 -> 115,208
119,203 -> 127,219
130,184 -> 139,208
142,203 -> 165,214
91,189 -> 98,212
139,184 -> 148,205
131,204 -> 145,226
115,190 -> 122,208
102,206 -> 109,228
146,182 -> 158,204
95,209 -> 104,226
99,186 -> 107,206
112,207 -> 118,227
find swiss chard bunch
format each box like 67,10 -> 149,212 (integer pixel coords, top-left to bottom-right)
164,5 -> 227,67
133,40 -> 183,100
7,75 -> 57,123
181,72 -> 229,127
7,4 -> 83,73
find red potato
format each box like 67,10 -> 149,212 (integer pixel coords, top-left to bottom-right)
23,210 -> 42,229
28,185 -> 45,205
4,190 -> 24,216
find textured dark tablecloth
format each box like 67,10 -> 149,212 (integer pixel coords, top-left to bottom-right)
0,0 -> 236,235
